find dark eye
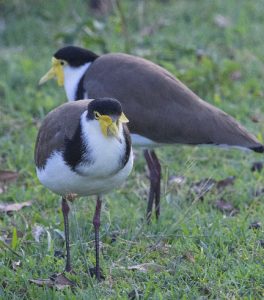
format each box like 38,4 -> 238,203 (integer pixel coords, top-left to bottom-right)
94,111 -> 100,119
60,61 -> 65,66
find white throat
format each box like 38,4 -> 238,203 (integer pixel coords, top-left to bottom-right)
77,111 -> 126,177
63,62 -> 91,101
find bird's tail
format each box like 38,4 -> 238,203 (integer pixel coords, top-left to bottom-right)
205,106 -> 264,153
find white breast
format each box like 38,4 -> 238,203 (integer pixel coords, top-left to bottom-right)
37,152 -> 133,196
64,63 -> 91,101
76,112 -> 128,177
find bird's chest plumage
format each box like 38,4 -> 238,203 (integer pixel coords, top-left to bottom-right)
76,119 -> 126,177
36,116 -> 132,196
37,149 -> 132,197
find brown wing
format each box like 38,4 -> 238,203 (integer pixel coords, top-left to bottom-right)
84,53 -> 263,151
35,100 -> 92,169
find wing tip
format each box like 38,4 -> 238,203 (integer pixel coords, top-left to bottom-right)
251,144 -> 264,153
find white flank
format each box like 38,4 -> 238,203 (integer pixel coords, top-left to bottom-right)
131,133 -> 157,147
217,144 -> 252,152
37,111 -> 133,196
64,62 -> 91,101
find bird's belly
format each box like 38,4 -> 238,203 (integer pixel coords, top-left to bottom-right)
37,151 -> 133,196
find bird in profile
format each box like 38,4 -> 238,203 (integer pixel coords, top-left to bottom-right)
34,98 -> 133,280
39,46 -> 264,223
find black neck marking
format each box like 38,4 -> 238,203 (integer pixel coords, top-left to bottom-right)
75,73 -> 85,101
63,121 -> 93,171
121,125 -> 132,167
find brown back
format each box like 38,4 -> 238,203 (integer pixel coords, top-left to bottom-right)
35,100 -> 92,169
84,53 -> 262,150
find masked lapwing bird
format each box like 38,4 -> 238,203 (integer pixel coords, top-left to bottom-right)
39,46 -> 264,223
34,98 -> 133,280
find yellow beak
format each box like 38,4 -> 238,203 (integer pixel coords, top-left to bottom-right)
39,67 -> 55,85
108,122 -> 120,140
98,115 -> 118,137
98,113 -> 129,143
39,57 -> 64,86
119,112 -> 129,123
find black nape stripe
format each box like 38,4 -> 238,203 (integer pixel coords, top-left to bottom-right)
75,74 -> 85,101
63,123 -> 93,171
121,125 -> 132,167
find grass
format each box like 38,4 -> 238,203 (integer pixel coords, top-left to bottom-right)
0,0 -> 264,298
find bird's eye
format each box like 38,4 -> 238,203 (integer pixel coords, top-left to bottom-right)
94,111 -> 100,120
60,61 -> 65,66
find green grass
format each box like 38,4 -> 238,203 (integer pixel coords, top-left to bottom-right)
0,0 -> 264,298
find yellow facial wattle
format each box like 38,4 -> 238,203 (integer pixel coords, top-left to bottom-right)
98,115 -> 113,137
96,112 -> 129,142
39,57 -> 64,86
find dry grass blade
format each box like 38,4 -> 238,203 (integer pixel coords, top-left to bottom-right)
214,14 -> 231,28
128,262 -> 164,273
0,170 -> 19,183
168,175 -> 186,190
191,176 -> 236,198
32,225 -> 45,242
216,176 -> 235,191
0,239 -> 22,257
191,178 -> 216,198
182,252 -> 195,263
0,200 -> 33,213
230,71 -> 242,81
215,198 -> 239,216
29,273 -> 75,290
250,113 -> 264,123
0,170 -> 19,194
12,260 -> 21,271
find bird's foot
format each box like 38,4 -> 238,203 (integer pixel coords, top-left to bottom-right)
89,267 -> 105,281
64,267 -> 76,275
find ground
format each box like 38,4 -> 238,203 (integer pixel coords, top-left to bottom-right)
0,0 -> 264,299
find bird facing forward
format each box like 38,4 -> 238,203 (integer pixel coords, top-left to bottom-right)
34,98 -> 133,280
